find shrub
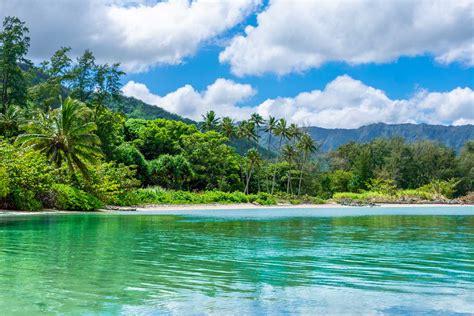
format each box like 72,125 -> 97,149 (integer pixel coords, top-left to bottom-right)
52,184 -> 103,211
419,179 -> 460,199
0,167 -> 10,199
0,141 -> 56,210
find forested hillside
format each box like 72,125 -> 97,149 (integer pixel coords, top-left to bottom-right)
306,123 -> 474,152
0,16 -> 473,212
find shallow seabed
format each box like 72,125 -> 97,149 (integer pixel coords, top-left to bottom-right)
0,206 -> 473,315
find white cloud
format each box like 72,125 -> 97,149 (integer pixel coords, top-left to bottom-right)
122,78 -> 256,120
220,0 -> 474,76
123,75 -> 474,128
0,0 -> 259,72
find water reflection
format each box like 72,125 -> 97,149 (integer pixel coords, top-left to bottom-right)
0,210 -> 473,314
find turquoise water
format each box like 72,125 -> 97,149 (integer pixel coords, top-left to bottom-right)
0,207 -> 473,315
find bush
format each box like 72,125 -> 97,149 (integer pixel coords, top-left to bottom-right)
52,184 -> 103,211
116,189 -> 278,206
0,141 -> 56,210
419,179 -> 460,199
0,167 -> 10,199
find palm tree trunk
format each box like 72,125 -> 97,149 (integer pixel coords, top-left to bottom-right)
286,165 -> 291,194
271,137 -> 283,194
298,153 -> 307,196
266,133 -> 272,193
244,165 -> 254,194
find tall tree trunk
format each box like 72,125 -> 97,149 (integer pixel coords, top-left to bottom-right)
1,72 -> 10,112
266,133 -> 272,193
244,164 -> 254,194
298,153 -> 307,196
286,165 -> 291,194
271,137 -> 283,194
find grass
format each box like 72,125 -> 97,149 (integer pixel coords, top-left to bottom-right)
116,187 -> 327,207
117,187 -> 277,206
332,189 -> 437,203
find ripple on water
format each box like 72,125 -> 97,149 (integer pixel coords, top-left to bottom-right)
0,211 -> 473,314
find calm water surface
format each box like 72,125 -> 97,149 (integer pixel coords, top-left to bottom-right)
0,207 -> 473,315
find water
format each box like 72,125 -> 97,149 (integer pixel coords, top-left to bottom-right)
0,207 -> 473,315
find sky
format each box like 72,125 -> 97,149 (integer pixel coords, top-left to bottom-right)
1,0 -> 473,128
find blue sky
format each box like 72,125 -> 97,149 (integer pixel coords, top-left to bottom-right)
125,47 -> 473,104
1,0 -> 473,127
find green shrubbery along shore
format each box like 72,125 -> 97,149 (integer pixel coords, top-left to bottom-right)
0,17 -> 473,211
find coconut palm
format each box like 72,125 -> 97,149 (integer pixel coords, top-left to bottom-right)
297,133 -> 318,195
16,97 -> 102,180
244,148 -> 260,194
282,143 -> 297,194
288,123 -> 301,143
263,116 -> 277,158
0,104 -> 24,138
271,118 -> 291,193
263,116 -> 277,192
250,112 -> 265,133
200,110 -> 220,132
220,116 -> 236,140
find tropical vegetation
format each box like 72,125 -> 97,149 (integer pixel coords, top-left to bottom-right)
0,17 -> 473,211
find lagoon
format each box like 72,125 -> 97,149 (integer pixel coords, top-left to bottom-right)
0,207 -> 473,315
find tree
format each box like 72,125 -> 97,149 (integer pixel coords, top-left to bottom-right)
93,62 -> 124,113
240,120 -> 258,144
17,98 -> 102,180
288,123 -> 301,143
244,148 -> 261,194
250,112 -> 265,134
458,140 -> 474,195
95,108 -> 125,158
200,110 -> 220,132
0,16 -> 31,112
271,118 -> 290,193
181,131 -> 241,191
263,116 -> 277,192
220,116 -> 236,140
0,104 -> 24,138
282,143 -> 297,194
149,154 -> 194,190
69,50 -> 96,103
30,47 -> 72,111
297,133 -> 318,195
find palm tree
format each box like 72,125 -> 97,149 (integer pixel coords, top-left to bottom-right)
244,148 -> 260,194
263,116 -> 277,159
297,133 -> 318,195
263,116 -> 277,192
220,116 -> 236,140
0,104 -> 24,138
271,118 -> 291,194
200,110 -> 220,132
282,143 -> 297,194
250,112 -> 265,133
288,123 -> 301,143
16,98 -> 102,180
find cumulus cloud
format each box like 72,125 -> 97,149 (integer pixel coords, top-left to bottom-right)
220,0 -> 474,76
0,0 -> 259,72
123,75 -> 474,128
122,78 -> 256,120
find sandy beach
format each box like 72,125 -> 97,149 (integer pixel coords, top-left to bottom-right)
1,203 -> 472,216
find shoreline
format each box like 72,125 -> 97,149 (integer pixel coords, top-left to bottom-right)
1,202 -> 472,216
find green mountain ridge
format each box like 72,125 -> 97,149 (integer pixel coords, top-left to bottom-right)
305,123 -> 473,152
116,98 -> 473,153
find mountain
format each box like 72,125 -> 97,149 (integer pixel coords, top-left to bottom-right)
305,123 -> 474,152
107,97 -> 473,153
108,96 -> 195,124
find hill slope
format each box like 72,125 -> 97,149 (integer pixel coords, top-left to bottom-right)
306,123 -> 474,152
108,96 -> 195,124
107,97 -> 473,153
